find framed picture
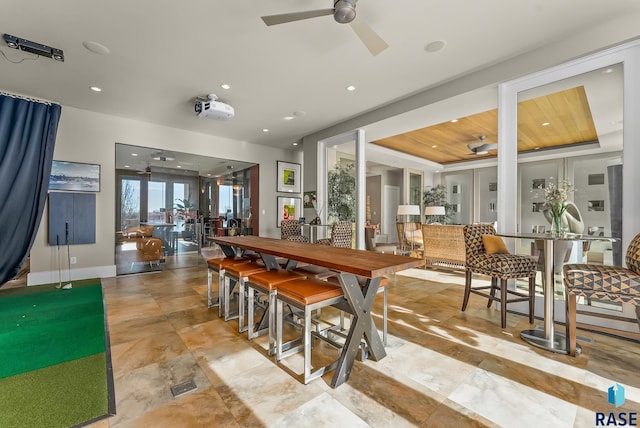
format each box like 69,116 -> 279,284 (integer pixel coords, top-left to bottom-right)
532,178 -> 545,190
303,190 -> 316,208
277,161 -> 301,193
49,160 -> 100,192
489,182 -> 497,192
277,196 -> 302,227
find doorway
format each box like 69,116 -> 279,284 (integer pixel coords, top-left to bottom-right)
115,143 -> 257,276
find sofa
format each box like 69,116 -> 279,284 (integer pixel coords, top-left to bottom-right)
421,224 -> 466,270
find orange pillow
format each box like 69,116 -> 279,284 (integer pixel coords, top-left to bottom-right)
482,234 -> 510,254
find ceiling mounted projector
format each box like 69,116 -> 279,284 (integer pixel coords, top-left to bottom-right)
194,94 -> 234,121
3,33 -> 64,61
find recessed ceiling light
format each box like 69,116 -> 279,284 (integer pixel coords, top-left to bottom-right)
292,142 -> 299,146
177,165 -> 182,168
425,40 -> 446,53
541,122 -> 550,126
346,85 -> 356,92
431,145 -> 437,148
220,83 -> 231,90
90,86 -> 102,92
124,165 -> 130,168
450,119 -> 458,123
603,68 -> 613,74
82,41 -> 110,55
283,116 -> 295,121
207,173 -> 211,177
262,128 -> 269,132
333,145 -> 339,149
131,153 -> 138,157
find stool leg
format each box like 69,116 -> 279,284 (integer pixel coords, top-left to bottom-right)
268,289 -> 277,355
218,269 -> 225,318
238,278 -> 247,333
304,306 -> 312,384
207,268 -> 213,309
276,298 -> 284,361
247,285 -> 255,338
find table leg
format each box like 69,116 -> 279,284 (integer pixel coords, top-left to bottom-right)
331,274 -> 386,388
520,239 -> 580,354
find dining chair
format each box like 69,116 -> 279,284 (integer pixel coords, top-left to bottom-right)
462,223 -> 538,328
316,221 -> 352,248
563,232 -> 640,356
280,219 -> 308,242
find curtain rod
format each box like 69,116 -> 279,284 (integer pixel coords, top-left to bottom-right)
0,90 -> 56,106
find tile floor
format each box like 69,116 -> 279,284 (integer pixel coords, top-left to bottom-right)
87,262 -> 639,427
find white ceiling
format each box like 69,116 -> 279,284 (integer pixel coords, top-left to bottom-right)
1,1 -> 639,153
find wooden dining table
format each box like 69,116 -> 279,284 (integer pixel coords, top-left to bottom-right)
209,235 -> 424,387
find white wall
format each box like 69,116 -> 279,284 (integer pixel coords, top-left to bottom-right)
28,106 -> 298,285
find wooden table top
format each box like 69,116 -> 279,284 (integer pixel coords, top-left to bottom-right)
209,236 -> 424,278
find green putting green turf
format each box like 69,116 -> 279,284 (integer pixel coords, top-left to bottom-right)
0,282 -> 105,379
0,280 -> 113,427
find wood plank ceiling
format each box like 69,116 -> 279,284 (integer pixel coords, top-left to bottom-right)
372,86 -> 597,165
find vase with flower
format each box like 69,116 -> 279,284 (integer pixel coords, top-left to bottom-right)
543,179 -> 575,235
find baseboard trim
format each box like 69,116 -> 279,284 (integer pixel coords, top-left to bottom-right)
27,265 -> 117,286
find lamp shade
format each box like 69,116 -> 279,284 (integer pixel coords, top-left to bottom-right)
424,206 -> 446,216
397,205 -> 421,216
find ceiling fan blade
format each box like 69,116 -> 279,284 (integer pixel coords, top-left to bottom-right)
349,18 -> 388,56
261,9 -> 334,26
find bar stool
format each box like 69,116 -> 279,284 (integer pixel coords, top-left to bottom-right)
246,269 -> 307,354
206,257 -> 252,316
275,278 -> 346,384
224,263 -> 268,332
326,275 -> 389,346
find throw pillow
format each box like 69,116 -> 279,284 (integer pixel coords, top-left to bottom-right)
482,234 -> 510,254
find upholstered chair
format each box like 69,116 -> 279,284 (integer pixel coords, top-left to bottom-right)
563,232 -> 640,356
316,221 -> 352,248
280,219 -> 308,243
132,237 -> 163,269
462,223 -> 538,328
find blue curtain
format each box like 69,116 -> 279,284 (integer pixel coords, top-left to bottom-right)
0,94 -> 61,286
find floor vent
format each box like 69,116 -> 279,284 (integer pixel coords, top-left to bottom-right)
170,380 -> 197,398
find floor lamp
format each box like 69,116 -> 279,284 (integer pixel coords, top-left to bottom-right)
424,206 -> 446,224
397,205 -> 420,251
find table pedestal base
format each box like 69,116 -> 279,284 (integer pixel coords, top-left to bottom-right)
520,329 -> 581,355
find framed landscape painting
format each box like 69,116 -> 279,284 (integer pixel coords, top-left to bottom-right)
277,196 -> 301,227
49,160 -> 101,192
277,161 -> 301,193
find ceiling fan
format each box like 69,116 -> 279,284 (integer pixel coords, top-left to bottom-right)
137,164 -> 152,177
261,0 -> 388,56
467,135 -> 498,155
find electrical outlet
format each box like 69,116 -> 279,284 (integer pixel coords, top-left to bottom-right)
70,257 -> 77,265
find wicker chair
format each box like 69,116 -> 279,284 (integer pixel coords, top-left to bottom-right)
316,221 -> 352,248
280,219 -> 308,243
563,233 -> 640,356
462,223 -> 538,328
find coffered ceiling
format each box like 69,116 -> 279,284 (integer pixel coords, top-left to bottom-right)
369,60 -> 623,167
